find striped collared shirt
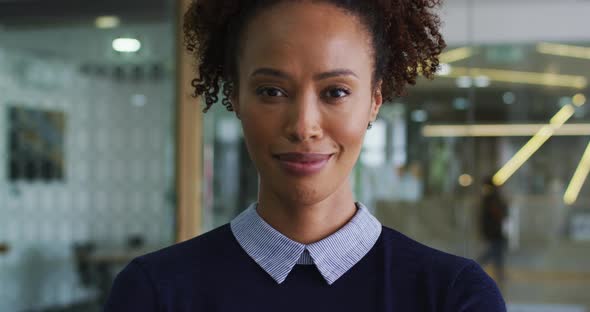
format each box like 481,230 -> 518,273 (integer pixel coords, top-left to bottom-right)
230,202 -> 382,285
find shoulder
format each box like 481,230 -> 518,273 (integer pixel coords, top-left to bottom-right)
379,226 -> 506,311
380,226 -> 471,272
444,260 -> 507,311
133,223 -> 235,276
104,224 -> 236,311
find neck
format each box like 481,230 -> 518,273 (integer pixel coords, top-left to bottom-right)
256,179 -> 357,245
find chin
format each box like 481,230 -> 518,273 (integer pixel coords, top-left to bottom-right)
271,176 -> 339,206
258,158 -> 352,206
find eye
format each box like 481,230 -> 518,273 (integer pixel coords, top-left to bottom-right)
323,87 -> 351,99
256,86 -> 287,97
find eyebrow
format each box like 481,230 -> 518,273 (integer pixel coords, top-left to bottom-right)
314,69 -> 358,80
250,68 -> 359,80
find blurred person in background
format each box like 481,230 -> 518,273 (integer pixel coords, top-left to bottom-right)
477,176 -> 508,287
104,0 -> 505,311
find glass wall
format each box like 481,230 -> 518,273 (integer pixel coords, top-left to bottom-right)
202,1 -> 590,310
0,1 -> 177,311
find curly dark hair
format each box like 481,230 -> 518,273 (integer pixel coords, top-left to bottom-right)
184,0 -> 446,113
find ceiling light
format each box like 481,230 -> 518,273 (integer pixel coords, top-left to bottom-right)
458,174 -> 473,187
550,105 -> 576,125
131,94 -> 147,107
493,126 -> 553,186
503,92 -> 516,105
456,76 -> 472,88
573,93 -> 587,107
537,42 -> 590,60
444,67 -> 587,89
411,110 -> 428,122
493,105 -> 577,186
564,141 -> 590,205
95,16 -> 120,29
112,38 -> 141,53
423,123 -> 590,137
452,97 -> 469,110
474,75 -> 491,88
439,47 -> 474,64
436,63 -> 452,76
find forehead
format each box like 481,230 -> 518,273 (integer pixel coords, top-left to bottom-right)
237,1 -> 374,77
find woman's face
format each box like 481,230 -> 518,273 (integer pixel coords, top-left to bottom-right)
233,1 -> 382,205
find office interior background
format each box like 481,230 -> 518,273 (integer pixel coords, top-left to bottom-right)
0,0 -> 589,311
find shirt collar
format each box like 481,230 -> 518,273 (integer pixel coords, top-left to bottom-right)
230,202 -> 382,285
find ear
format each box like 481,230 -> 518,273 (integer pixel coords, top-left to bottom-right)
369,80 -> 383,121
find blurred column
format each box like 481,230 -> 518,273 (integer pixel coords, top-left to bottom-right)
175,0 -> 203,242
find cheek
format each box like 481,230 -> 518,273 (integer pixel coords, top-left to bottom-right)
241,117 -> 268,148
325,114 -> 367,156
326,105 -> 370,153
343,128 -> 366,156
239,105 -> 276,158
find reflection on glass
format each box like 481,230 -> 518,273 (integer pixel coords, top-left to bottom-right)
0,1 -> 177,310
394,38 -> 590,309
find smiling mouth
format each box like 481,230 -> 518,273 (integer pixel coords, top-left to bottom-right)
275,153 -> 332,162
273,153 -> 334,176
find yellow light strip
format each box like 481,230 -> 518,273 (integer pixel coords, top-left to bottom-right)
564,142 -> 590,205
551,104 -> 576,125
493,105 -> 576,186
493,126 -> 554,186
537,42 -> 590,60
445,67 -> 587,89
423,123 -> 590,137
95,16 -> 120,29
439,47 -> 474,64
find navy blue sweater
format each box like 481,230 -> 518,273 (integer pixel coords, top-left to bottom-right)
104,225 -> 506,311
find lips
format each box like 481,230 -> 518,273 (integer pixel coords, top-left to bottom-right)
273,152 -> 333,176
275,153 -> 332,162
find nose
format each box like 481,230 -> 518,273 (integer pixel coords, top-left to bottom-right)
284,92 -> 323,143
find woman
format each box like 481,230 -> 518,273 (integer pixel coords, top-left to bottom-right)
477,177 -> 508,287
105,0 -> 506,311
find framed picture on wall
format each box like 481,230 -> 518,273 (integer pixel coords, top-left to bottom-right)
7,105 -> 66,181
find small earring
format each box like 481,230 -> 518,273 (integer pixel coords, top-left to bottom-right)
367,122 -> 373,130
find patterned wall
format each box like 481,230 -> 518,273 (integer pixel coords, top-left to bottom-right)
0,46 -> 176,311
